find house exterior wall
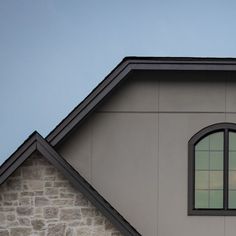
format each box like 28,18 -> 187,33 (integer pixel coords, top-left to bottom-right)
58,72 -> 236,236
0,152 -> 121,236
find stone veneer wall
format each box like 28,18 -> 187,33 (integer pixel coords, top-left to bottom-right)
0,152 -> 122,236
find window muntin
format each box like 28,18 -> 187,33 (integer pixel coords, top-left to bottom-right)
188,123 -> 236,215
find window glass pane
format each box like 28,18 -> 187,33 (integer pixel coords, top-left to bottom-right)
229,131 -> 236,208
209,171 -> 223,190
229,132 -> 236,151
195,190 -> 209,208
229,171 -> 236,190
195,151 -> 209,170
195,171 -> 209,189
229,191 -> 236,209
194,131 -> 224,209
209,132 -> 223,150
195,136 -> 209,151
210,151 -> 223,170
209,190 -> 223,208
229,152 -> 236,170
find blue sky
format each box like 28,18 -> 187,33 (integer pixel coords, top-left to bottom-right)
1,0 -> 236,164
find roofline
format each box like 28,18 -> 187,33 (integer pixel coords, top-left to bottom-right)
0,132 -> 141,236
46,56 -> 236,146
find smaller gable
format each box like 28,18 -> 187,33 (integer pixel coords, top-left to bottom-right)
0,132 -> 141,236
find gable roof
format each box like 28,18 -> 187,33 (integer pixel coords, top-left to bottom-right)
46,56 -> 236,147
0,131 -> 141,236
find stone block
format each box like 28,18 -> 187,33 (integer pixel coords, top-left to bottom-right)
60,209 -> 81,221
3,202 -> 12,206
5,179 -> 21,191
111,232 -> 122,236
10,227 -> 32,236
22,167 -> 42,180
74,193 -> 88,206
52,199 -> 73,206
45,167 -> 56,176
76,227 -> 91,236
47,223 -> 65,236
19,197 -> 31,206
43,207 -> 58,219
0,212 -> 5,224
35,197 -> 50,207
45,182 -> 52,187
35,191 -> 44,196
3,193 -> 17,201
6,214 -> 15,221
20,192 -> 34,197
65,228 -> 74,236
27,180 -> 44,190
94,217 -> 104,226
0,230 -> 9,236
45,188 -> 58,195
18,217 -> 31,226
31,219 -> 45,230
60,193 -> 74,199
16,207 -> 33,216
54,182 -> 70,188
81,208 -> 98,217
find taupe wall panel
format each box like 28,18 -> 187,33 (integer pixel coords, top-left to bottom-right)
158,113 -> 225,236
58,75 -> 235,236
91,113 -> 158,236
98,76 -> 158,112
226,79 -> 236,112
58,117 -> 92,181
159,76 -> 226,112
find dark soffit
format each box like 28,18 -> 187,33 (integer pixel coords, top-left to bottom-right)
46,56 -> 236,147
0,132 -> 141,236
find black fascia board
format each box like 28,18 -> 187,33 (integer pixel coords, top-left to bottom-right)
0,131 -> 141,236
46,56 -> 236,147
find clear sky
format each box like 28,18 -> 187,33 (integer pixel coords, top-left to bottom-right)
1,0 -> 236,164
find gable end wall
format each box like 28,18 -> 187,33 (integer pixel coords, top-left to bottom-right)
0,152 -> 121,236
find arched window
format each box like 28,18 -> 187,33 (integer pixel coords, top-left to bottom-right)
188,123 -> 236,215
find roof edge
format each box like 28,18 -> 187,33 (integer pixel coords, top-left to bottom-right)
46,56 -> 236,146
0,131 -> 141,236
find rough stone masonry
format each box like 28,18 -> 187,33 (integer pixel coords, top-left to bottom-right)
0,152 -> 122,236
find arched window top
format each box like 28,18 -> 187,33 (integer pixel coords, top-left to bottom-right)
188,123 -> 236,216
189,123 -> 236,146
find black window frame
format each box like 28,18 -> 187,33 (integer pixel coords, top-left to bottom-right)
188,122 -> 236,216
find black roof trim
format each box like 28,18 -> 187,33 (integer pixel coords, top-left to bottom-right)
46,56 -> 236,146
0,132 -> 141,236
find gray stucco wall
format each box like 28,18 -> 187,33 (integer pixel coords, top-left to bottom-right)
58,72 -> 236,236
0,152 -> 121,236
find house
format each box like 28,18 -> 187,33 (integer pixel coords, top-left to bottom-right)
1,57 -> 236,236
